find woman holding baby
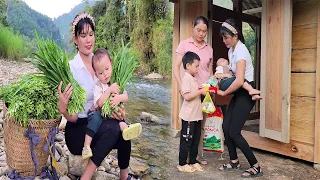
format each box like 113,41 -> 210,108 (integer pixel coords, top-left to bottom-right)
216,18 -> 263,178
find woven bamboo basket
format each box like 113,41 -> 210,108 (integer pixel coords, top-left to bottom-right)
3,107 -> 61,177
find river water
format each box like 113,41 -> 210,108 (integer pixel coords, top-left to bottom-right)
125,77 -> 173,179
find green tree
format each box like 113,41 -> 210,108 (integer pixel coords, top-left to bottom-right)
0,0 -> 7,25
7,0 -> 62,46
128,0 -> 169,72
86,0 -> 173,75
95,0 -> 128,53
243,22 -> 256,62
151,10 -> 173,75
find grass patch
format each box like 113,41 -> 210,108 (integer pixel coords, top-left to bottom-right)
0,25 -> 31,60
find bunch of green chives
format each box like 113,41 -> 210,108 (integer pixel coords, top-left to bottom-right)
101,41 -> 138,117
32,34 -> 87,115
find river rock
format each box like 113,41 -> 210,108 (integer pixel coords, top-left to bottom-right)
59,176 -> 71,180
57,161 -> 69,175
55,143 -> 66,157
0,111 -> 3,120
59,117 -> 68,131
0,166 -> 9,176
143,72 -> 163,79
67,174 -> 77,180
97,166 -> 105,172
92,171 -> 118,180
0,175 -> 10,180
129,158 -> 150,176
0,162 -> 7,167
55,133 -> 65,142
55,149 -> 61,161
101,158 -> 111,172
140,112 -> 161,124
0,154 -> 6,161
68,154 -> 85,176
169,128 -> 180,138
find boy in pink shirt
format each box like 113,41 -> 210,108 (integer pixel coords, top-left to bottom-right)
177,51 -> 208,173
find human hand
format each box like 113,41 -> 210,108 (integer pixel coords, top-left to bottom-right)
213,73 -> 223,79
109,83 -> 120,94
110,94 -> 121,108
217,90 -> 226,96
111,104 -> 126,120
200,88 -> 208,96
58,81 -> 72,114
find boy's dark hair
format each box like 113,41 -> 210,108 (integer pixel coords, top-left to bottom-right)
92,48 -> 112,71
182,51 -> 200,69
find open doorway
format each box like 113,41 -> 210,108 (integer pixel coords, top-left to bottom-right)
209,0 -> 262,133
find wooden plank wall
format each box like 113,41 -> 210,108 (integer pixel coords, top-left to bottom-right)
314,1 -> 320,164
291,0 -> 318,148
244,0 -> 319,163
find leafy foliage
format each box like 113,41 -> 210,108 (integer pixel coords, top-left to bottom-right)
151,11 -> 173,75
0,74 -> 60,126
88,0 -> 173,76
102,41 -> 138,117
243,22 -> 256,62
32,34 -> 87,115
95,0 -> 129,53
0,0 -> 7,26
0,25 -> 31,60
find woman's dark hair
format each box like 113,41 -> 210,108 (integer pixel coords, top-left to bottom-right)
73,14 -> 95,37
193,16 -> 208,28
220,18 -> 245,44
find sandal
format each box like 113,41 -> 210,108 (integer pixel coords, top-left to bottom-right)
177,164 -> 196,173
219,161 -> 241,171
127,174 -> 141,180
197,156 -> 208,165
191,163 -> 204,171
241,165 -> 263,178
122,123 -> 142,141
81,146 -> 93,160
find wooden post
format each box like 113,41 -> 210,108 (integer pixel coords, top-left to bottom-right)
233,0 -> 243,30
313,1 -> 320,165
171,1 -> 181,130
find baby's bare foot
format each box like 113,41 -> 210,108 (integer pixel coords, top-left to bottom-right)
249,89 -> 261,95
252,94 -> 262,100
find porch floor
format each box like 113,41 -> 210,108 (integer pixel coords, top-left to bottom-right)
243,119 -> 260,133
165,132 -> 319,180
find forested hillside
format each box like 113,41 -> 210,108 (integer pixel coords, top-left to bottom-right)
6,0 -> 61,46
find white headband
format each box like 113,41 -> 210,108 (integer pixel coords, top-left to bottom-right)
72,12 -> 95,36
222,22 -> 238,34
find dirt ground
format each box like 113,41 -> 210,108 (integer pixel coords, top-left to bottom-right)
163,135 -> 320,180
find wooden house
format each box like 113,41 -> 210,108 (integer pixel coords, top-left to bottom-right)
170,0 -> 320,167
